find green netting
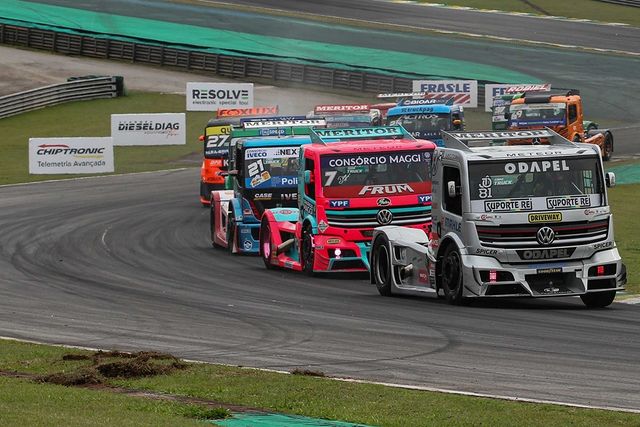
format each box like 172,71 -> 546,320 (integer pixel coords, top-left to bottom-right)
1,0 -> 540,83
606,163 -> 640,185
215,413 -> 372,427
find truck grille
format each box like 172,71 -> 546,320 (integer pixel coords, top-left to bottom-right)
476,219 -> 609,249
326,206 -> 431,228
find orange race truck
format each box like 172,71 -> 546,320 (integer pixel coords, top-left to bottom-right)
507,90 -> 614,160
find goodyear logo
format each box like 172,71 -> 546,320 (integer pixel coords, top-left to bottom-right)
528,212 -> 562,223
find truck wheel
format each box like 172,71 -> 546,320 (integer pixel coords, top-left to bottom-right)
442,245 -> 465,305
227,206 -> 236,254
372,236 -> 393,296
301,225 -> 315,276
210,201 -> 220,248
259,219 -> 275,270
602,134 -> 613,161
581,291 -> 615,308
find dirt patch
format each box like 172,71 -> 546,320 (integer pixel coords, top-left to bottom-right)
291,368 -> 326,377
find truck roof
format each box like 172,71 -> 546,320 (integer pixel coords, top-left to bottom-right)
440,129 -> 600,159
306,138 -> 437,155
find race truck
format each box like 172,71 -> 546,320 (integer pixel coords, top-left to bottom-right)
199,106 -> 279,206
385,97 -> 464,146
307,104 -> 382,128
504,90 -> 614,160
370,129 -> 626,308
210,118 -> 326,254
259,126 -> 437,274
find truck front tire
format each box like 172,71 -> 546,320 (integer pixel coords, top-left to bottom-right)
372,236 -> 393,296
581,291 -> 616,308
442,245 -> 466,305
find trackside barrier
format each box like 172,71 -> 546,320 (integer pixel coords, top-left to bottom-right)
0,23 -> 499,106
0,75 -> 123,119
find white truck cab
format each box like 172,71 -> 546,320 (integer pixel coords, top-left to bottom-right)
370,129 -> 626,307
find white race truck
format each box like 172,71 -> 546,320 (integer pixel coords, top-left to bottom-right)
370,129 -> 626,307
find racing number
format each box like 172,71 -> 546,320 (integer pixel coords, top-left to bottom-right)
206,134 -> 230,148
324,170 -> 338,186
248,159 -> 265,177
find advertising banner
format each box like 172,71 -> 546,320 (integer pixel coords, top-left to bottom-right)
111,113 -> 185,146
484,83 -> 551,112
412,80 -> 478,108
29,137 -> 114,174
186,82 -> 254,111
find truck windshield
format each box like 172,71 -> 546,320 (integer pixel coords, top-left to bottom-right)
468,156 -> 603,212
243,146 -> 300,189
509,102 -> 566,127
320,150 -> 432,198
387,113 -> 451,133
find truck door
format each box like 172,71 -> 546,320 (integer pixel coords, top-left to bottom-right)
439,165 -> 463,237
568,103 -> 581,141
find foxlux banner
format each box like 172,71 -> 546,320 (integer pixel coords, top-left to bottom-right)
412,80 -> 478,108
29,137 -> 114,174
186,82 -> 254,111
111,113 -> 185,146
484,83 -> 551,112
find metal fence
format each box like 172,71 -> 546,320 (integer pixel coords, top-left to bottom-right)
0,75 -> 123,119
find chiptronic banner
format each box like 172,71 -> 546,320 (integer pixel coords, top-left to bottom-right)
412,80 -> 478,108
29,137 -> 114,174
186,82 -> 254,111
111,113 -> 186,146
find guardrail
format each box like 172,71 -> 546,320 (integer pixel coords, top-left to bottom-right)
0,75 -> 123,119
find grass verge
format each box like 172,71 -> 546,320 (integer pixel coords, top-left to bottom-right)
2,339 -> 640,426
608,183 -> 640,295
418,0 -> 640,27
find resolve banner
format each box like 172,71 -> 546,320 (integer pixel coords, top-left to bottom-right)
29,137 -> 114,174
484,83 -> 551,112
186,82 -> 254,111
412,80 -> 478,108
111,113 -> 186,146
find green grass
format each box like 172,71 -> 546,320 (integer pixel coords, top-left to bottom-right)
0,91 -> 211,185
420,0 -> 640,27
608,183 -> 640,294
2,339 -> 640,427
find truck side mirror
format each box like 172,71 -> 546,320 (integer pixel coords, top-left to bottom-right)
304,170 -> 314,184
447,181 -> 458,198
199,135 -> 205,142
605,172 -> 616,188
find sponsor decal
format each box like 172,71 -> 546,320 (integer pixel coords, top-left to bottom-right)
528,212 -> 562,223
278,209 -> 294,215
418,194 -> 432,204
485,83 -> 550,112
504,83 -> 551,94
318,220 -> 329,233
326,238 -> 341,245
504,160 -> 569,174
117,121 -> 180,131
315,126 -> 403,139
412,79 -> 478,108
400,98 -> 453,106
418,269 -> 429,284
243,119 -> 324,129
254,193 -> 272,200
246,150 -> 268,159
243,240 -> 253,251
377,197 -> 391,207
546,196 -> 591,210
452,130 -> 553,140
282,193 -> 297,201
485,199 -> 533,212
517,248 -> 575,260
593,241 -> 613,250
112,113 -> 186,146
259,128 -> 287,136
217,106 -> 278,117
314,104 -> 370,113
29,137 -> 114,174
537,267 -> 562,274
243,208 -> 252,215
475,248 -> 498,255
444,217 -> 461,232
302,198 -> 316,216
359,184 -> 414,196
329,200 -> 350,208
328,153 -> 422,167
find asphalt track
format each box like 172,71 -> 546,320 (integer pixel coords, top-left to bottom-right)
1,170 -> 640,411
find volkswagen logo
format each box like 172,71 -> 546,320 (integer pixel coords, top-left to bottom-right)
376,209 -> 393,225
377,197 -> 391,207
536,226 -> 555,245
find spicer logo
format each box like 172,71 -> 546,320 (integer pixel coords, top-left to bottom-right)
330,200 -> 350,208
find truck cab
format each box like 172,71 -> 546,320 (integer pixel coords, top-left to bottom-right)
259,126 -> 437,274
385,98 -> 464,146
370,129 -> 625,307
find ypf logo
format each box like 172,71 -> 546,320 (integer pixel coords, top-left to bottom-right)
376,209 -> 393,225
536,227 -> 555,245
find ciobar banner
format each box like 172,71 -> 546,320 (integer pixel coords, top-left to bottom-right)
29,137 -> 114,174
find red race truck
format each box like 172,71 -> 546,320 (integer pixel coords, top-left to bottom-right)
259,126 -> 437,275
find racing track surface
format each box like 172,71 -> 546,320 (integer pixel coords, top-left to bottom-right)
2,169 -> 640,411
